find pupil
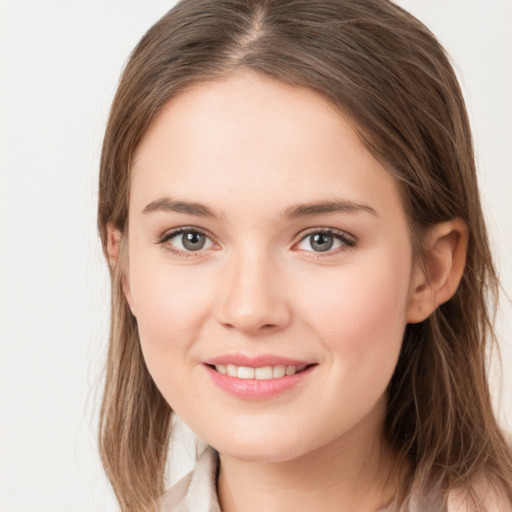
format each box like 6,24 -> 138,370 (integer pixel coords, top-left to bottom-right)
182,232 -> 206,251
311,233 -> 333,252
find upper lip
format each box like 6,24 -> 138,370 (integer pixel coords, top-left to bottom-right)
203,354 -> 315,367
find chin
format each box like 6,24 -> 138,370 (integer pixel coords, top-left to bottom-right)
217,440 -> 307,463
206,424 -> 326,464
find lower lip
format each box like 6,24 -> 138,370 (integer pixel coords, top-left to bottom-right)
203,364 -> 315,400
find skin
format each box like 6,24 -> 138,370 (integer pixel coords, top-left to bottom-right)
110,72 -> 467,512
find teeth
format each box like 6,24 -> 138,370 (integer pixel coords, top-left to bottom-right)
273,365 -> 286,378
238,366 -> 255,379
254,366 -> 273,380
285,365 -> 296,376
214,363 -> 308,380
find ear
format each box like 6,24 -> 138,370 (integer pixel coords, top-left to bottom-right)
106,223 -> 122,269
106,223 -> 136,316
406,218 -> 468,323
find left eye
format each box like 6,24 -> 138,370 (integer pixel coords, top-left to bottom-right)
296,231 -> 354,253
163,229 -> 214,252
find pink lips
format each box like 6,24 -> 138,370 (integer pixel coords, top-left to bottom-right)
203,354 -> 316,400
204,354 -> 311,367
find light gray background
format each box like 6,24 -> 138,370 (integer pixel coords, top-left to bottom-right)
0,1 -> 510,511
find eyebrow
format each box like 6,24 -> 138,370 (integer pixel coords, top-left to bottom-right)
282,200 -> 377,219
142,197 -> 377,218
142,198 -> 219,217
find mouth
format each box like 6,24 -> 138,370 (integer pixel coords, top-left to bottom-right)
206,363 -> 315,380
202,357 -> 318,400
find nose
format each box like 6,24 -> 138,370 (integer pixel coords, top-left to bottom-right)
216,251 -> 292,335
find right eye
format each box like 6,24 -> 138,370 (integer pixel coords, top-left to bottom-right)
160,228 -> 215,254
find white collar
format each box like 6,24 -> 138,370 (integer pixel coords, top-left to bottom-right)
160,446 -> 220,512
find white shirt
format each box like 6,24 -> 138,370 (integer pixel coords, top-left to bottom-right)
158,447 -> 442,512
159,444 -> 512,512
159,447 -> 221,512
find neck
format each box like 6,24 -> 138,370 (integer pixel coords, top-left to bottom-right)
217,397 -> 398,512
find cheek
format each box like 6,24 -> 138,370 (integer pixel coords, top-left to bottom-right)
290,256 -> 411,440
298,250 -> 411,375
128,262 -> 218,414
127,255 -> 215,359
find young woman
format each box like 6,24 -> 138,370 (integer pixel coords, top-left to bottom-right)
97,1 -> 512,511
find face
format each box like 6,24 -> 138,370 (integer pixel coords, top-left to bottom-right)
123,72 -> 417,463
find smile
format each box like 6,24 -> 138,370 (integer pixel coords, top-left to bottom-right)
203,356 -> 317,400
211,364 -> 308,380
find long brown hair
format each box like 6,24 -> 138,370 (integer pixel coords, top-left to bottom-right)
97,1 -> 512,510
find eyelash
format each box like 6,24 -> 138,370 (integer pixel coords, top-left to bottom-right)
157,226 -> 357,258
296,228 -> 356,257
158,227 -> 215,259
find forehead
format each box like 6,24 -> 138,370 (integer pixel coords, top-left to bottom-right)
132,72 -> 352,170
129,72 -> 403,221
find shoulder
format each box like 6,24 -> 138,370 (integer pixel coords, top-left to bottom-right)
407,430 -> 512,512
447,430 -> 512,512
447,481 -> 512,512
159,446 -> 220,512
